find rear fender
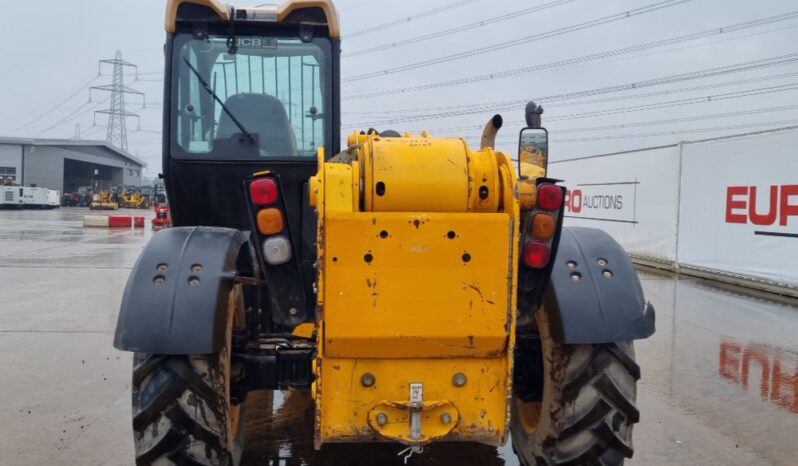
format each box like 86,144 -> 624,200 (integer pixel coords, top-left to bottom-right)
544,227 -> 655,344
113,226 -> 253,354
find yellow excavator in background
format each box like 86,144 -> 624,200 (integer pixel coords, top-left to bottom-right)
120,189 -> 151,209
113,1 -> 655,465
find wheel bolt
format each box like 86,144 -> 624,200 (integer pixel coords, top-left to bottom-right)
452,372 -> 467,387
376,413 -> 388,426
441,412 -> 452,425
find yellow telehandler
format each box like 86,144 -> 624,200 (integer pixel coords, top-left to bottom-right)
113,2 -> 654,465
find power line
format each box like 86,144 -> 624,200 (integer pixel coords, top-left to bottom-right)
547,71 -> 798,108
436,69 -> 798,132
342,0 -> 692,82
345,0 -> 486,39
357,71 -> 791,124
474,104 -> 798,140
546,83 -> 798,122
36,97 -> 110,136
353,83 -> 798,134
346,55 -> 798,127
135,19 -> 798,92
343,0 -> 577,58
478,121 -> 798,147
466,87 -> 798,145
428,75 -> 798,134
550,119 -> 798,143
5,74 -> 99,134
354,53 -> 798,117
81,125 -> 105,137
344,11 -> 798,100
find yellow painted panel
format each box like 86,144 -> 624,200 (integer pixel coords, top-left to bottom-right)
318,357 -> 509,446
322,212 -> 512,358
323,163 -> 353,212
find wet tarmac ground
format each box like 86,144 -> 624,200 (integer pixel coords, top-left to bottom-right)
1,207 -> 797,465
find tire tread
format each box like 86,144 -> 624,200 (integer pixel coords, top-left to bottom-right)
132,355 -> 232,466
513,339 -> 640,466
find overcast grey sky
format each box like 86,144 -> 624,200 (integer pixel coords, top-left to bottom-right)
1,0 -> 797,175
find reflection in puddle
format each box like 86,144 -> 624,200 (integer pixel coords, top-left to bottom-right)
720,341 -> 798,414
638,271 -> 798,465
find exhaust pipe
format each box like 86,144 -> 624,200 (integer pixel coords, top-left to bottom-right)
480,114 -> 503,150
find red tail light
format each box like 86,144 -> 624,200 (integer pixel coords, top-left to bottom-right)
250,178 -> 279,206
523,241 -> 550,268
537,184 -> 563,210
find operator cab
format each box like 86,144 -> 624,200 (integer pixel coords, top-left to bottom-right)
163,0 -> 340,229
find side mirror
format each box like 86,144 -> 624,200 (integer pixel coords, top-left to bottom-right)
518,127 -> 548,176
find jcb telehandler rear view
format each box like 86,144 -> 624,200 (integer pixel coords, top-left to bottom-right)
114,1 -> 655,464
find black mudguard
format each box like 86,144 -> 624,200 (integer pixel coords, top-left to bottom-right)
113,226 -> 249,354
544,227 -> 655,344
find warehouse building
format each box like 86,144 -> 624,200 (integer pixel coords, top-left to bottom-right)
0,137 -> 147,192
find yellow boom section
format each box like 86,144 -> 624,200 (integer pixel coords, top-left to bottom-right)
310,132 -> 519,448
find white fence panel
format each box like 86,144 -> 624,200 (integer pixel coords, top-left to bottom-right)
678,128 -> 798,288
549,145 -> 681,263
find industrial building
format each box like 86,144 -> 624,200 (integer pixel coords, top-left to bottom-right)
0,136 -> 146,193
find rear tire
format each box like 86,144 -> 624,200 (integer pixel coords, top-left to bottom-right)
511,308 -> 640,466
131,286 -> 245,466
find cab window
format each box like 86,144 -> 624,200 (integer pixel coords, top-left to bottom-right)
172,34 -> 329,159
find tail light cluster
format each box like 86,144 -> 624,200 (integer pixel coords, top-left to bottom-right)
522,183 -> 564,269
249,177 -> 292,265
245,174 -> 309,326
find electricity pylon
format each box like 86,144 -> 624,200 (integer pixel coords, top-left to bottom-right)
91,50 -> 144,151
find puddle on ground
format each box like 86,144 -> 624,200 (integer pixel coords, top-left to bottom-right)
637,272 -> 798,465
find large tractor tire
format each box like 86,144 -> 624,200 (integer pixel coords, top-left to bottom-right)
130,285 -> 245,466
511,308 -> 640,466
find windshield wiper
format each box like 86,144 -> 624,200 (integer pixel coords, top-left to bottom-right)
182,57 -> 256,144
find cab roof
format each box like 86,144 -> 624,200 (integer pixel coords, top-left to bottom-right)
165,0 -> 340,38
